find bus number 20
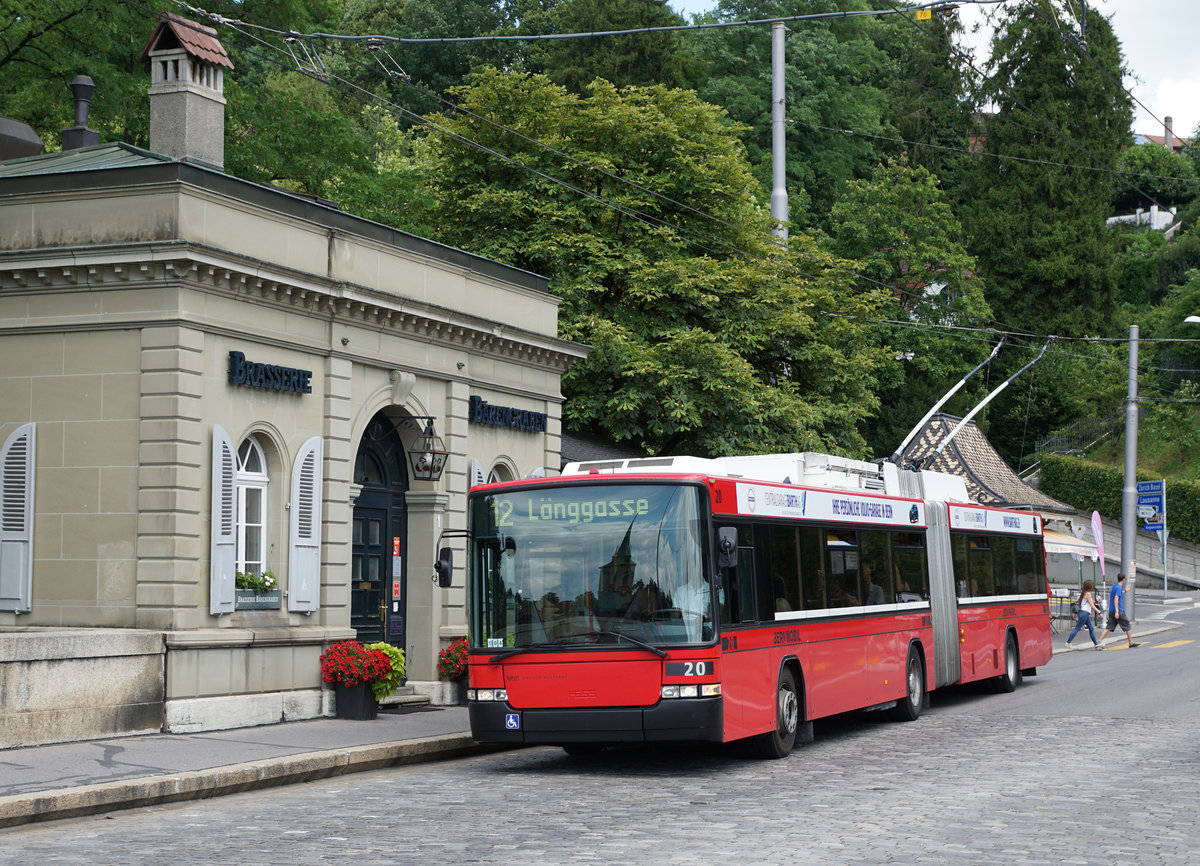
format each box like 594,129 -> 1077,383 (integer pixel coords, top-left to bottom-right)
682,661 -> 707,676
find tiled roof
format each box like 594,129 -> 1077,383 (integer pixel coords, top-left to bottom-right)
0,142 -> 171,177
899,413 -> 1075,515
140,13 -> 234,70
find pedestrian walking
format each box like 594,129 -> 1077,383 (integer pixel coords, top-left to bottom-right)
1065,579 -> 1102,649
1096,572 -> 1141,649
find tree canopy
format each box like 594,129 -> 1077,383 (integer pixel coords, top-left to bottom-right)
6,0 -> 1196,472
409,70 -> 890,455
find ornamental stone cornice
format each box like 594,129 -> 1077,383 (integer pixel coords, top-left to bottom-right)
0,242 -> 588,372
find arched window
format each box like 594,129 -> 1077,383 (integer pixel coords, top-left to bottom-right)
236,436 -> 269,576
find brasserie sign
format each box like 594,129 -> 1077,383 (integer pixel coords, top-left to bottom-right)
228,350 -> 312,395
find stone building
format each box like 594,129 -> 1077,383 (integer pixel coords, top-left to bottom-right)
0,14 -> 584,746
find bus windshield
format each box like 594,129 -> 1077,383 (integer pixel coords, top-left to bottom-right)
468,483 -> 712,650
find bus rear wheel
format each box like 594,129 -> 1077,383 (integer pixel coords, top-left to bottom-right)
994,633 -> 1021,693
891,648 -> 924,722
754,668 -> 799,759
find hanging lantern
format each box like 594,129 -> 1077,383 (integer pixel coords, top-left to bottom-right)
407,418 -> 448,482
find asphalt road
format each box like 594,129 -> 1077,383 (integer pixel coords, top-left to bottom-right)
4,609 -> 1199,865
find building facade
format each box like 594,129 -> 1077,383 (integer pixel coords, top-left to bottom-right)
0,17 -> 584,746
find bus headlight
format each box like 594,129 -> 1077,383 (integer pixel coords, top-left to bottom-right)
470,689 -> 507,702
661,684 -> 721,699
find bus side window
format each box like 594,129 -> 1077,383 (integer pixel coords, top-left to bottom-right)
951,534 -> 969,598
799,527 -> 824,610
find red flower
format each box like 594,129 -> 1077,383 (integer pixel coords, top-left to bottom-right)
437,637 -> 469,680
319,640 -> 392,687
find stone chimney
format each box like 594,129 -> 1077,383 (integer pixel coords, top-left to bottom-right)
140,13 -> 233,170
61,75 -> 100,150
1165,116 -> 1174,152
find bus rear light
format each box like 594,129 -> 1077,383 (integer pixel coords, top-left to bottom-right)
661,684 -> 721,699
470,689 -> 507,702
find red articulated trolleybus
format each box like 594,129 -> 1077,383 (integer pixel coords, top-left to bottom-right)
437,452 -> 1052,758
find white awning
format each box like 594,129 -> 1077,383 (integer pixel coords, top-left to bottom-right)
1042,528 -> 1099,559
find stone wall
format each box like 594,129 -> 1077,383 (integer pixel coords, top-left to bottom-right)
0,629 -> 164,748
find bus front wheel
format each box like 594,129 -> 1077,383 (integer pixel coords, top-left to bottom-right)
755,668 -> 800,759
994,633 -> 1021,693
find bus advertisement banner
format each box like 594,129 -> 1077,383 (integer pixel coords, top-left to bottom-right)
947,503 -> 1040,535
735,483 -> 925,527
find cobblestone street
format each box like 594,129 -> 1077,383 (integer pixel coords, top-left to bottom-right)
4,703 -> 1198,865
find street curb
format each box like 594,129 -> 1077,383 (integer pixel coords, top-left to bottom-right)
0,733 -> 507,829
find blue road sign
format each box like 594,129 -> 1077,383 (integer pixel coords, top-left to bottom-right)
1137,480 -> 1165,531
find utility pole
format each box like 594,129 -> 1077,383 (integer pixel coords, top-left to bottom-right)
770,20 -> 787,243
1121,325 -> 1138,621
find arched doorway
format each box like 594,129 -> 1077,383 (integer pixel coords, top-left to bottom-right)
352,412 -> 409,647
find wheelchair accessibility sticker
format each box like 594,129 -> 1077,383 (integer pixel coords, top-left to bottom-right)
505,713 -> 520,730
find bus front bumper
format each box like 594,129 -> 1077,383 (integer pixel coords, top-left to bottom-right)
469,697 -> 723,745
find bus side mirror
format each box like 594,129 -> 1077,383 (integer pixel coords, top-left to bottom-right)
433,547 -> 453,588
717,527 -> 737,570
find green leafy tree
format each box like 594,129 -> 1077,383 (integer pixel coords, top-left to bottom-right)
0,0 -> 173,150
691,0 -> 893,230
867,4 -> 974,185
531,0 -> 699,93
1112,142 -> 1198,213
411,69 -> 890,455
952,1 -> 1133,464
334,0 -> 510,120
1,0 -> 335,151
226,70 -> 375,196
956,0 -> 1132,338
827,157 -> 993,457
1110,225 -> 1167,307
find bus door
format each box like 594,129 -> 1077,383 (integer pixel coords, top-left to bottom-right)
925,501 -> 960,688
716,524 -> 765,741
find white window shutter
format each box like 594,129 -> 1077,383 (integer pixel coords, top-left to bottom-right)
210,425 -> 237,615
288,436 -> 323,613
469,458 -> 486,489
0,423 -> 35,612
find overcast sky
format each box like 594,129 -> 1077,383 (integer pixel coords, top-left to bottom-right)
669,0 -> 1198,138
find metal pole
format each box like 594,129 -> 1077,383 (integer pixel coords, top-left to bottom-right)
1121,325 -> 1138,621
1162,481 -> 1168,602
770,20 -> 788,243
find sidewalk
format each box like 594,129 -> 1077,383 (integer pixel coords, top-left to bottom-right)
0,705 -> 488,829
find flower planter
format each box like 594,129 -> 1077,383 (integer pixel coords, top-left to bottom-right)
235,589 -> 282,610
334,682 -> 378,720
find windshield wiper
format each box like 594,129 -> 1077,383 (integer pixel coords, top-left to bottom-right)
487,641 -> 565,664
486,630 -> 668,663
575,629 -> 668,658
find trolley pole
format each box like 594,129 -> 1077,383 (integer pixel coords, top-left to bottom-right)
1121,325 -> 1138,621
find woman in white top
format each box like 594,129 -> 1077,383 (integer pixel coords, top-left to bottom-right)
1065,579 -> 1103,650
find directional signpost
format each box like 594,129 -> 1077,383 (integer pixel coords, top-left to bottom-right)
1137,480 -> 1167,600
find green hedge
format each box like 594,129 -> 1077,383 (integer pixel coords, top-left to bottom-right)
1039,454 -> 1200,545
